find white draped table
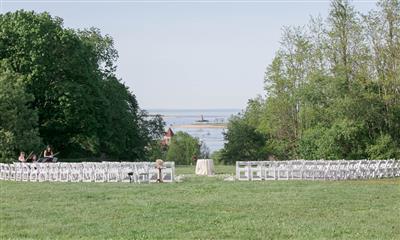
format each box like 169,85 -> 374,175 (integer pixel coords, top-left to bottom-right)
195,159 -> 214,176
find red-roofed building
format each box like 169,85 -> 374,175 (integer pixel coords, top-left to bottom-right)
161,128 -> 174,146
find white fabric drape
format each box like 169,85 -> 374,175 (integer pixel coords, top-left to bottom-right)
195,159 -> 214,176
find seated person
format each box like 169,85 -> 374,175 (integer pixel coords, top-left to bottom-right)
27,154 -> 37,162
18,151 -> 26,162
43,146 -> 57,162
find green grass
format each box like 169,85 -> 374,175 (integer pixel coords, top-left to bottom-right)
1,166 -> 399,240
175,164 -> 234,175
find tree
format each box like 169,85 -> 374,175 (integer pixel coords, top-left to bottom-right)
199,142 -> 210,159
210,149 -> 224,164
225,0 -> 400,160
0,61 -> 41,162
221,116 -> 267,163
367,134 -> 400,159
166,132 -> 200,165
136,111 -> 166,161
364,0 -> 400,142
0,10 -> 164,161
146,140 -> 168,161
299,119 -> 365,159
0,11 -> 105,157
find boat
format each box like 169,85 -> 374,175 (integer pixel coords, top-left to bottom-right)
195,115 -> 209,123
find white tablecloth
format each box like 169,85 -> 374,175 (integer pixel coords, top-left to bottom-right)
195,159 -> 214,176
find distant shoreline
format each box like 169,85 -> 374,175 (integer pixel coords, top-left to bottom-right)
172,124 -> 227,129
161,115 -> 227,119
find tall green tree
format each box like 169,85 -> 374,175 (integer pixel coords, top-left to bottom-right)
0,11 -> 104,156
0,11 -> 164,161
221,115 -> 267,163
224,0 -> 400,160
0,61 -> 41,161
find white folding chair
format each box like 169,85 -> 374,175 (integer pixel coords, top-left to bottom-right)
368,160 -> 379,178
289,160 -> 302,180
106,162 -> 120,182
9,164 -> 17,181
47,163 -> 60,182
82,162 -> 95,182
385,160 -> 395,178
248,161 -> 263,180
0,163 -> 5,180
21,163 -> 30,181
148,163 -> 158,183
14,163 -> 24,181
38,163 -> 50,182
119,162 -> 134,183
376,160 -> 387,178
162,162 -> 175,183
69,163 -> 83,182
275,161 -> 289,180
236,161 -> 251,181
29,163 -> 39,182
59,163 -> 70,182
94,163 -> 107,182
263,161 -> 277,180
355,160 -> 367,179
1,164 -> 11,180
325,161 -> 339,180
135,163 -> 150,184
347,160 -> 360,179
302,161 -> 316,180
394,160 -> 400,177
312,161 -> 326,180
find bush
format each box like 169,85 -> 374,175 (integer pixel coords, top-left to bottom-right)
221,116 -> 268,163
210,149 -> 224,165
367,134 -> 400,159
166,132 -> 200,165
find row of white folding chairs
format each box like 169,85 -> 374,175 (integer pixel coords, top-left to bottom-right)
236,160 -> 400,181
0,162 -> 175,183
257,160 -> 398,180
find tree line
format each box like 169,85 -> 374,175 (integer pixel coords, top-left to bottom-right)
0,11 -> 165,162
220,0 -> 400,163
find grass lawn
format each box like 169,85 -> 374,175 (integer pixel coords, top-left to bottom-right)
1,165 -> 399,239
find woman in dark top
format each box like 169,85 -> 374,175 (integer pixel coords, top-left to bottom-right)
44,146 -> 53,158
43,146 -> 57,162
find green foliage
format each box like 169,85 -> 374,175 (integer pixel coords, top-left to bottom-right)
225,0 -> 400,160
299,119 -> 365,159
146,140 -> 167,161
210,149 -> 224,165
0,11 -> 164,161
221,116 -> 267,163
0,61 -> 41,162
137,112 -> 166,160
166,131 -> 200,165
367,134 -> 400,159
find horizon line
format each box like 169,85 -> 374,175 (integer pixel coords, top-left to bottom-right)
1,0 -> 378,3
145,107 -> 243,110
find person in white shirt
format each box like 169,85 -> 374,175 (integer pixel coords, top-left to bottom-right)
18,152 -> 26,162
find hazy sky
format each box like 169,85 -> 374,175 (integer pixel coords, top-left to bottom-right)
1,0 -> 377,109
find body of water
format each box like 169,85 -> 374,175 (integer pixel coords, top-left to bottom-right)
148,109 -> 241,153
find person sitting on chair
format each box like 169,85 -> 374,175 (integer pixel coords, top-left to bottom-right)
18,152 -> 26,162
27,153 -> 37,162
43,146 -> 57,162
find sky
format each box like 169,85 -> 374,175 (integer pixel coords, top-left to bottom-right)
1,0 -> 378,110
